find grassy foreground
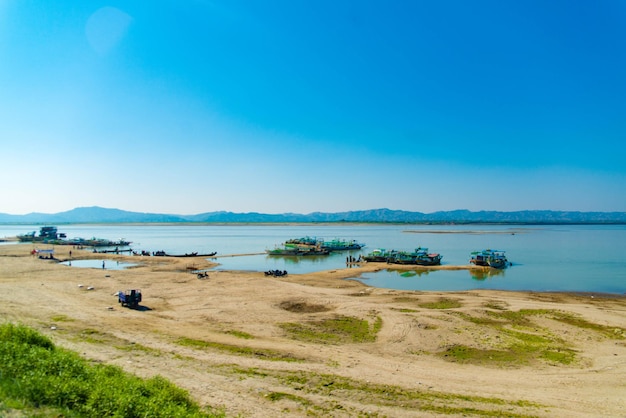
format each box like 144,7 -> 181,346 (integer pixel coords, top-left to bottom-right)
0,322 -> 224,418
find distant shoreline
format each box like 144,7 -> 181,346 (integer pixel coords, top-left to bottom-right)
1,206 -> 625,225
2,221 -> 626,226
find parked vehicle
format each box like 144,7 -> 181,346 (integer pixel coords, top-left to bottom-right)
118,289 -> 142,308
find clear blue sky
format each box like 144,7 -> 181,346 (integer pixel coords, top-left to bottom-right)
1,1 -> 625,215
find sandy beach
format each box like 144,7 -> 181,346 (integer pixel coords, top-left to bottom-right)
1,243 -> 625,417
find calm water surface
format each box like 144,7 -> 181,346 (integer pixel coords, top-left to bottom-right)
2,224 -> 625,294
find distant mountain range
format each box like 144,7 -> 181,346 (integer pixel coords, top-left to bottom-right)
0,206 -> 625,224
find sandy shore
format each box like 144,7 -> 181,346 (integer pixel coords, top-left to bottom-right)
1,244 -> 625,417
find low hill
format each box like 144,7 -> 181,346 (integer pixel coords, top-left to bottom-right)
0,206 -> 625,224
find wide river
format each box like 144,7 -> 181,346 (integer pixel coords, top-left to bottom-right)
2,224 -> 625,294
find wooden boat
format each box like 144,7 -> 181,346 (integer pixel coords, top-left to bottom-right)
17,226 -> 61,242
18,226 -> 131,247
470,249 -> 509,269
168,252 -> 217,257
319,239 -> 365,251
285,236 -> 320,246
93,248 -> 134,254
285,237 -> 365,251
413,248 -> 443,266
362,249 -> 398,262
266,243 -> 329,256
65,237 -> 131,247
389,247 -> 442,266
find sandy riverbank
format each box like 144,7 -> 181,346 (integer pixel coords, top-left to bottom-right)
1,244 -> 625,417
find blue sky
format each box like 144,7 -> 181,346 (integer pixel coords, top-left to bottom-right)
1,1 -> 625,215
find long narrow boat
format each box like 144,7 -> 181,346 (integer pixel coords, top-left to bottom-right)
167,252 -> 218,257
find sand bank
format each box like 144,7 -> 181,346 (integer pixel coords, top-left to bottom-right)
1,244 -> 625,417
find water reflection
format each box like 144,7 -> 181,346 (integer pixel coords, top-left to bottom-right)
469,267 -> 506,281
213,251 -> 363,274
387,269 -> 433,278
60,259 -> 137,270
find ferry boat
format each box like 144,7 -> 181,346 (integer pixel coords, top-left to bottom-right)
17,226 -> 130,247
362,248 -> 398,262
389,247 -> 442,266
285,237 -> 365,251
470,249 -> 509,269
319,238 -> 364,251
17,226 -> 61,242
266,243 -> 330,256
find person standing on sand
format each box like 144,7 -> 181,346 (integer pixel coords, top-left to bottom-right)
102,261 -> 105,269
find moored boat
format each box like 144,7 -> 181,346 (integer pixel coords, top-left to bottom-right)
17,226 -> 61,242
266,243 -> 330,256
62,237 -> 132,247
17,226 -> 130,247
470,249 -> 509,269
285,236 -> 320,246
319,238 -> 365,251
362,248 -> 398,262
388,247 -> 442,266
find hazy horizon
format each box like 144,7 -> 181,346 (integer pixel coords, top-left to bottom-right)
2,2 -> 625,215
1,205 -> 625,218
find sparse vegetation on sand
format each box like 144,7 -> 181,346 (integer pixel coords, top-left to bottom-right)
280,314 -> 382,344
1,243 -> 626,417
438,309 -> 626,367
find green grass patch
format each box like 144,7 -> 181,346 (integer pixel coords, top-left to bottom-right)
453,311 -> 504,326
418,298 -> 463,310
441,339 -> 574,367
551,312 -> 626,339
391,307 -> 419,313
265,391 -> 312,406
225,329 -> 254,339
439,308 -> 621,367
229,366 -> 542,417
50,314 -> 74,322
484,309 -> 552,327
482,300 -> 508,310
0,322 -> 224,418
540,348 -> 576,365
441,345 -> 525,365
486,309 -> 626,339
114,342 -> 161,355
175,336 -> 301,362
280,315 -> 381,344
76,328 -> 107,344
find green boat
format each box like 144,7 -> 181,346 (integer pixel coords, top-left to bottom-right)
470,249 -> 509,269
362,248 -> 398,262
17,226 -> 131,247
319,239 -> 365,251
17,226 -> 61,242
266,243 -> 330,256
388,247 -> 442,266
